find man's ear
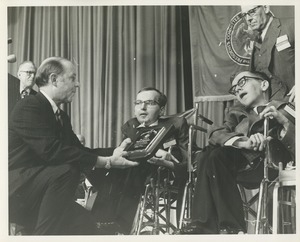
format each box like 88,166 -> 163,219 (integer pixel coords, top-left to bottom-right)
159,106 -> 166,116
261,80 -> 269,92
49,73 -> 58,87
263,5 -> 270,14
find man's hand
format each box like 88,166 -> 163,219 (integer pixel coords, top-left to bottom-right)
110,138 -> 139,168
234,133 -> 271,151
147,149 -> 176,168
288,85 -> 295,103
259,106 -> 289,126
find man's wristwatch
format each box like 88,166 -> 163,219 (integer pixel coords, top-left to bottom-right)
105,158 -> 112,169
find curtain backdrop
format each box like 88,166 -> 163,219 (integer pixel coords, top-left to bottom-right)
7,6 -> 294,149
7,6 -> 192,148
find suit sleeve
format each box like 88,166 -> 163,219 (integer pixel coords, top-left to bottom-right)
208,107 -> 247,146
172,117 -> 189,177
280,123 -> 295,160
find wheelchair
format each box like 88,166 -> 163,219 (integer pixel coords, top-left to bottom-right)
131,103 -> 209,234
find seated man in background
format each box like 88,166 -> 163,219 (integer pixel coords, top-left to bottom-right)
182,71 -> 294,234
9,57 -> 138,235
90,87 -> 189,234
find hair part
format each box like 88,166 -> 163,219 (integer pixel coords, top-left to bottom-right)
138,87 -> 167,107
35,57 -> 67,87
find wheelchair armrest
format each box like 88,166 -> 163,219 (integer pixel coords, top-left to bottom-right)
189,124 -> 207,133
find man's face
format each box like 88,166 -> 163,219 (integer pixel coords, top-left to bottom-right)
241,5 -> 269,32
18,63 -> 36,89
231,72 -> 267,108
55,61 -> 79,103
134,90 -> 164,126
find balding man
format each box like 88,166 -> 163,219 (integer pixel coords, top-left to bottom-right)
9,57 -> 138,235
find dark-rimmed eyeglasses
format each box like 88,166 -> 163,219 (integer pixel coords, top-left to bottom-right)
241,6 -> 262,18
229,76 -> 263,95
20,71 -> 36,75
134,100 -> 159,106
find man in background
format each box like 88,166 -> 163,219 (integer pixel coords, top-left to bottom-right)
241,5 -> 295,102
8,61 -> 37,114
17,61 -> 38,97
9,57 -> 138,235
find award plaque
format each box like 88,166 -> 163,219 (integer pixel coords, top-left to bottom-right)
125,124 -> 175,161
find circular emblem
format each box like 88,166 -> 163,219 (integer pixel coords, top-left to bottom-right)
225,12 -> 253,66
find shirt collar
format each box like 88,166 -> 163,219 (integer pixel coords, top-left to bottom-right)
137,120 -> 159,128
261,16 -> 273,41
39,89 -> 59,114
20,84 -> 29,94
253,102 -> 269,114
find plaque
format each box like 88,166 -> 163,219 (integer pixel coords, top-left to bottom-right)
125,124 -> 175,161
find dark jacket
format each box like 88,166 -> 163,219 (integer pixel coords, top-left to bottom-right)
9,92 -> 109,196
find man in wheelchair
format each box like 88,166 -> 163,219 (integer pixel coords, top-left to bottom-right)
89,87 -> 189,234
183,71 -> 295,234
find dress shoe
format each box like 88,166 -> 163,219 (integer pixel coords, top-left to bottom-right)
179,222 -> 215,234
180,223 -> 203,234
219,227 -> 246,234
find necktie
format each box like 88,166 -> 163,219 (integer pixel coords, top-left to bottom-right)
55,109 -> 64,128
20,89 -> 30,99
254,32 -> 262,50
256,105 -> 266,115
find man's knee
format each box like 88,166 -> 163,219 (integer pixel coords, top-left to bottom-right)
47,164 -> 81,192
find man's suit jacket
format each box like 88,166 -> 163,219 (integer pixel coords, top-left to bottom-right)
250,18 -> 295,100
208,100 -> 295,163
9,92 -> 110,196
8,74 -> 38,116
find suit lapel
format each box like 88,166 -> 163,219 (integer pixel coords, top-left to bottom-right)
35,92 -> 62,136
260,18 -> 281,70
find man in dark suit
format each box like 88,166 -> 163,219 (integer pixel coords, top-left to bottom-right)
182,71 -> 294,234
90,87 -> 189,234
9,57 -> 138,235
241,5 -> 295,102
8,61 -> 38,114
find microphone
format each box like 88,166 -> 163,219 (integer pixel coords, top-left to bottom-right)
198,114 -> 213,125
7,54 -> 16,63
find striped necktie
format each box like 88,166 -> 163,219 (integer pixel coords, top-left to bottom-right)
55,109 -> 63,128
20,89 -> 30,99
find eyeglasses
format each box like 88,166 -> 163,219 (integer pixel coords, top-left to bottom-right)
229,76 -> 263,95
20,71 -> 36,75
134,100 -> 159,106
241,6 -> 262,18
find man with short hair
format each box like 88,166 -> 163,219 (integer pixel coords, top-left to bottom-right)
9,57 -> 138,235
8,61 -> 37,114
90,87 -> 189,234
17,61 -> 37,97
241,5 -> 295,102
182,71 -> 294,234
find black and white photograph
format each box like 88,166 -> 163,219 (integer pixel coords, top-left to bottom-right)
1,0 -> 298,241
